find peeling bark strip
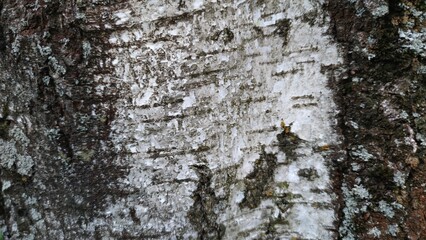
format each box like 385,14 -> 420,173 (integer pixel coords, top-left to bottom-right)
328,0 -> 426,239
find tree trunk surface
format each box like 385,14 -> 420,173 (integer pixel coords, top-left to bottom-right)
0,0 -> 425,239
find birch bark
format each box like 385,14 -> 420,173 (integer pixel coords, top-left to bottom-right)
0,0 -> 425,239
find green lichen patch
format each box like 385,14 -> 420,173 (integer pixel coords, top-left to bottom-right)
75,149 -> 95,162
276,181 -> 289,190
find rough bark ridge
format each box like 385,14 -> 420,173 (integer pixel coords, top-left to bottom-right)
328,0 -> 426,239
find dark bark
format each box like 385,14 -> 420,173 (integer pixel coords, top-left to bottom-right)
328,0 -> 426,239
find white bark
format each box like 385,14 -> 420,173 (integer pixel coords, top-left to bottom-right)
101,0 -> 342,239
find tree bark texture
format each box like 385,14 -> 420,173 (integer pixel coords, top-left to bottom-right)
0,0 -> 425,239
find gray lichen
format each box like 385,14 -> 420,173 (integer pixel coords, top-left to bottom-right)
367,227 -> 381,238
350,146 -> 374,161
393,170 -> 406,187
37,44 -> 52,57
48,56 -> 66,76
378,200 -> 395,218
82,41 -> 91,59
0,139 -> 33,176
339,183 -> 371,239
387,224 -> 399,236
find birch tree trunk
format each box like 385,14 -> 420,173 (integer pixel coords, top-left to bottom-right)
0,0 -> 424,239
